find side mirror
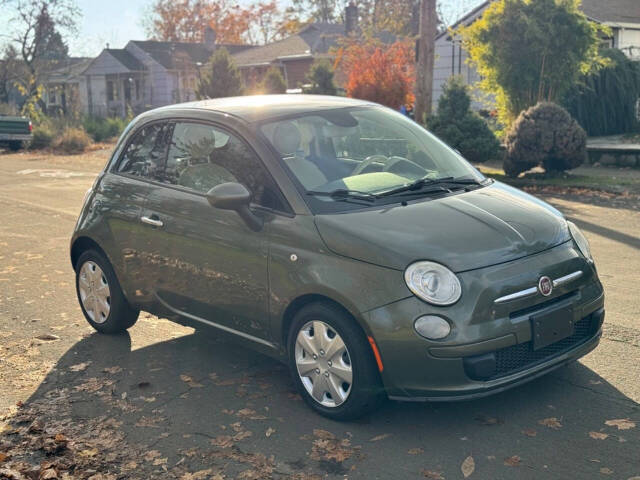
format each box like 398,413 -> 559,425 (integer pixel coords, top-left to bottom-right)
206,182 -> 263,231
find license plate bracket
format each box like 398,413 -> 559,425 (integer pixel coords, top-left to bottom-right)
530,306 -> 574,350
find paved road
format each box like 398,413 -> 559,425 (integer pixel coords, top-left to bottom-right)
0,152 -> 639,479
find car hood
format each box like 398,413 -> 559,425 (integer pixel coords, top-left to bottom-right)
314,181 -> 570,272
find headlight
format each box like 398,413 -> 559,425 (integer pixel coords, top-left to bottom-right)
567,221 -> 593,262
404,261 -> 462,305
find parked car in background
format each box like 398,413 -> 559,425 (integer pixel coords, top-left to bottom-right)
0,114 -> 33,151
70,95 -> 604,420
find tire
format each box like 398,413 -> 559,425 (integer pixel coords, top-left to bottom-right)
75,249 -> 139,334
8,141 -> 22,151
287,302 -> 384,421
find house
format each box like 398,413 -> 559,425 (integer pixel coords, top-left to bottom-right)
232,22 -> 351,91
433,0 -> 640,110
72,28 -> 250,117
43,57 -> 93,115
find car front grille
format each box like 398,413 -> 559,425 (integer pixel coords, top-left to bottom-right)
464,309 -> 603,381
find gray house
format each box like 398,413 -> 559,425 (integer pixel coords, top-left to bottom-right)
433,0 -> 640,110
72,29 -> 250,117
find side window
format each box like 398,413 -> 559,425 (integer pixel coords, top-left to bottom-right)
164,122 -> 284,210
117,123 -> 171,180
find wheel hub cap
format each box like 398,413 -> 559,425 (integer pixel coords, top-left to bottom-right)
295,320 -> 353,408
78,261 -> 111,324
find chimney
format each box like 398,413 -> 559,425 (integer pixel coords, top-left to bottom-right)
345,2 -> 358,36
205,26 -> 217,49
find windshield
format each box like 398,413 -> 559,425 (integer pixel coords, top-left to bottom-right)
259,106 -> 486,212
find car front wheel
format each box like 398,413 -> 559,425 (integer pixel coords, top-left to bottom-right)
287,302 -> 384,420
75,249 -> 139,334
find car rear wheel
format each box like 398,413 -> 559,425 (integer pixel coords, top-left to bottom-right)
8,141 -> 22,151
287,302 -> 384,420
75,249 -> 139,334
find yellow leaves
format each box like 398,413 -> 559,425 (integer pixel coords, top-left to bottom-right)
79,448 -> 98,457
599,467 -> 614,475
461,455 -> 475,478
604,419 -> 636,430
538,417 -> 562,429
589,431 -> 609,440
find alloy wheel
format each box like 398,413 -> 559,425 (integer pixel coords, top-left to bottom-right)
295,320 -> 353,407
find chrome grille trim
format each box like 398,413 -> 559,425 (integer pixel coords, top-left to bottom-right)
494,270 -> 583,304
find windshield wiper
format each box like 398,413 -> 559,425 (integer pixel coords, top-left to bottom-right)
376,176 -> 485,198
307,188 -> 377,203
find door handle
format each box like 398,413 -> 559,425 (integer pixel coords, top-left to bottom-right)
141,215 -> 163,227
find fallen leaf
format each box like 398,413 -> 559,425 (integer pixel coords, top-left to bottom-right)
522,429 -> 537,437
421,470 -> 444,479
69,362 -> 91,372
475,414 -> 502,426
180,374 -> 203,388
40,469 -> 58,479
589,431 -> 609,440
180,470 -> 213,480
313,429 -> 335,440
35,334 -> 59,341
538,417 -> 562,429
600,467 -> 613,475
461,455 -> 475,478
265,427 -> 275,437
408,448 -> 424,455
604,419 -> 636,430
79,448 -> 98,457
104,366 -> 122,374
0,453 -> 7,463
504,456 -> 521,467
370,433 -> 391,442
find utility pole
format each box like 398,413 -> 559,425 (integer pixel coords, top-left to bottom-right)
415,0 -> 437,124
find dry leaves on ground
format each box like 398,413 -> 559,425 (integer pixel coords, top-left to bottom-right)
521,429 -> 537,437
461,456 -> 475,478
369,433 -> 391,442
589,431 -> 609,440
604,419 -> 636,430
504,456 -> 521,467
180,374 -> 204,388
421,469 -> 445,479
408,448 -> 424,455
538,417 -> 562,429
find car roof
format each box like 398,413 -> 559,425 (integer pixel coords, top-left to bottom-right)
151,94 -> 377,123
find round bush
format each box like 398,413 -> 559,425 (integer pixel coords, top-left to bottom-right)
504,102 -> 586,177
30,125 -> 55,150
55,127 -> 91,154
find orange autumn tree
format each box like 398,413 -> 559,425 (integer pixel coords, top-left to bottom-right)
335,39 -> 415,109
146,0 -> 252,44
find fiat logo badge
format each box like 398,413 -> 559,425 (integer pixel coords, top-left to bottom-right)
538,276 -> 553,296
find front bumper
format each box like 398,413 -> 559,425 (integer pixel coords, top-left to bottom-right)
365,241 -> 605,400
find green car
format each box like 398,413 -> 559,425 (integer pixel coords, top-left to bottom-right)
71,95 -> 604,420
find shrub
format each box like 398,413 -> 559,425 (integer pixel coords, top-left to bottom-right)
427,77 -> 500,163
196,47 -> 244,99
563,49 -> 640,136
30,124 -> 55,150
261,67 -> 287,94
303,60 -> 337,95
55,127 -> 91,154
504,102 -> 586,177
83,116 -> 127,142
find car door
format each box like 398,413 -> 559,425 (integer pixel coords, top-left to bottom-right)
142,121 -> 286,342
109,121 -> 173,299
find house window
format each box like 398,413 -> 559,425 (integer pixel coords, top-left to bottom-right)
48,87 -> 58,105
107,80 -> 119,102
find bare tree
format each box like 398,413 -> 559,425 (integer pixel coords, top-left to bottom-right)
8,0 -> 78,101
414,0 -> 437,123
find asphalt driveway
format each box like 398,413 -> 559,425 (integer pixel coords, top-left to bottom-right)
0,150 -> 638,479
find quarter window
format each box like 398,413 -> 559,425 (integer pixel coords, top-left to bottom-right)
164,122 -> 284,210
117,123 -> 171,180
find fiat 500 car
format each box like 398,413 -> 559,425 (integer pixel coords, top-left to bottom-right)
71,95 -> 604,420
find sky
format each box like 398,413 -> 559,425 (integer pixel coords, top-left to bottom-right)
0,0 -> 483,58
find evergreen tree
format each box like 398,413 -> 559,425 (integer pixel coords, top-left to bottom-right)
261,67 -> 287,94
303,59 -> 337,95
196,48 -> 244,99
